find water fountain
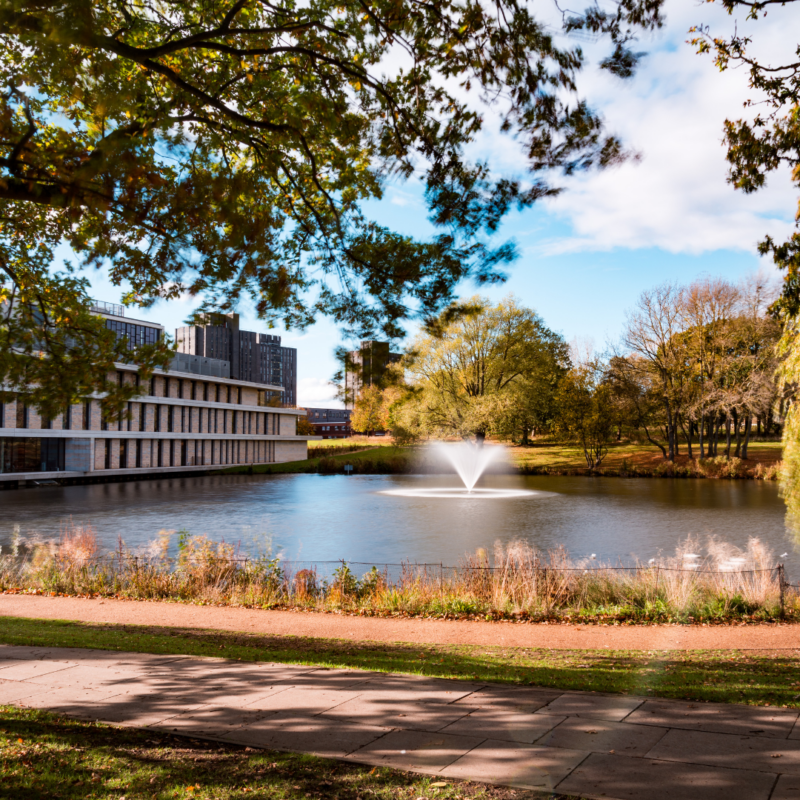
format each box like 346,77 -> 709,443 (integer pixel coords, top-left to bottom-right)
381,441 -> 535,499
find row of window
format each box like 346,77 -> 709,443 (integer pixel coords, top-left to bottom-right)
0,438 -> 65,474
0,398 -> 284,436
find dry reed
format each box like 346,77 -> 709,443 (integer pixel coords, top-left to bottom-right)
0,525 -> 793,622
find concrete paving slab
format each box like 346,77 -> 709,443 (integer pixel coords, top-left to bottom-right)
453,686 -> 563,713
16,687 -> 127,711
346,729 -> 485,771
625,698 -> 799,738
323,696 -> 472,732
359,674 -> 482,703
555,752 -> 777,800
535,716 -> 669,756
243,686 -> 362,715
22,665 -> 145,689
81,695 -> 211,727
0,660 -> 79,681
441,739 -> 588,790
538,693 -> 644,721
440,709 -> 566,744
224,716 -> 391,758
772,774 -> 800,800
151,706 -> 272,737
0,678 -> 48,703
790,717 -> 800,741
646,728 -> 800,775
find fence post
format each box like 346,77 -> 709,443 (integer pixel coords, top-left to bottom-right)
654,565 -> 660,600
779,564 -> 786,620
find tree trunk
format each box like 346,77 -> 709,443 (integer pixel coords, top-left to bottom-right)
741,415 -> 752,460
725,417 -> 732,458
475,431 -> 486,447
681,418 -> 694,459
733,408 -> 741,457
757,416 -> 762,437
698,413 -> 705,459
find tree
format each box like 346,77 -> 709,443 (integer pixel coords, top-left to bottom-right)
555,359 -> 615,469
296,416 -> 315,436
405,295 -> 568,442
351,385 -> 385,435
0,0 -> 653,417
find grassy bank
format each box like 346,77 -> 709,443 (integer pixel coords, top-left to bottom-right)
1,617 -> 798,708
225,440 -> 782,480
1,528 -> 794,623
0,705 -> 533,800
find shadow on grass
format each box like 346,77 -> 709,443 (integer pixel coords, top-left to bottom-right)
1,707 -> 544,800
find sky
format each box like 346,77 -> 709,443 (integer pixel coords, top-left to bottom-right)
85,0 -> 799,409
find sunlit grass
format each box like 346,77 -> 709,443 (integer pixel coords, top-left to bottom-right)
1,617 -> 798,709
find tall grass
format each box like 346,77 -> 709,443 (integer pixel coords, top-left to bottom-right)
0,525 -> 793,622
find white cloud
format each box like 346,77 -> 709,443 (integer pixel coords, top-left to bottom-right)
297,377 -> 342,408
466,0 -> 800,257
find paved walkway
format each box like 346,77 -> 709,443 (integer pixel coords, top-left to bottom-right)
1,645 -> 799,799
3,594 -> 800,650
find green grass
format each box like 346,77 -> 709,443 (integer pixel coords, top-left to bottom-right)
1,616 -> 798,709
0,706 -> 547,800
221,445 -> 412,475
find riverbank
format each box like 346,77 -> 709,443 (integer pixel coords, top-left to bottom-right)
222,441 -> 782,480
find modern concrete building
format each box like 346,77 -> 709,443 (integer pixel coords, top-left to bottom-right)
344,340 -> 401,409
175,313 -> 297,406
302,407 -> 352,439
0,305 -> 313,486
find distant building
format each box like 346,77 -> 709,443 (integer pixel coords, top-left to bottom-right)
302,408 -> 352,439
344,340 -> 401,409
0,303 -> 314,484
176,313 -> 297,406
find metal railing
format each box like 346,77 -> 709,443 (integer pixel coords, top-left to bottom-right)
90,300 -> 125,317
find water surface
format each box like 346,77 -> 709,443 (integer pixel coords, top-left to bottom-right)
0,473 -> 794,573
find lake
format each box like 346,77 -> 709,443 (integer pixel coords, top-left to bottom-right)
0,473 -> 795,575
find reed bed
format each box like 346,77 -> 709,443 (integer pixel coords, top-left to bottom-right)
0,525 -> 794,622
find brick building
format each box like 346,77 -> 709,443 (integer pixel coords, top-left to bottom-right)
302,407 -> 352,439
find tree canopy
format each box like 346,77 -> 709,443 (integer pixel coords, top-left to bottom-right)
0,0 -> 658,414
401,295 -> 569,441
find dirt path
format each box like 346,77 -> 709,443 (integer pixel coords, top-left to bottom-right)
2,594 -> 799,650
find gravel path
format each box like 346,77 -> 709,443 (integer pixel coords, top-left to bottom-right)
2,595 -> 799,650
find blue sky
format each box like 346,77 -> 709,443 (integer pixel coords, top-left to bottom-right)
85,0 -> 798,407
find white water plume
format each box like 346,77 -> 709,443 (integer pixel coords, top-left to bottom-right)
435,441 -> 504,492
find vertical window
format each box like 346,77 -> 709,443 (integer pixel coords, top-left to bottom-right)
191,381 -> 196,401
104,440 -> 111,470
0,400 -> 4,429
203,382 -> 208,402
167,406 -> 173,433
238,387 -> 242,405
214,409 -> 218,434
232,411 -> 237,435
139,403 -> 146,432
83,401 -> 91,430
223,409 -> 227,434
42,411 -> 52,430
178,379 -> 184,399
226,385 -> 231,404
117,371 -> 125,387
136,439 -> 142,468
181,406 -> 186,433
155,405 -> 161,432
63,405 -> 71,431
120,439 -> 128,468
127,402 -> 133,432
215,384 -> 220,403
150,376 -> 156,397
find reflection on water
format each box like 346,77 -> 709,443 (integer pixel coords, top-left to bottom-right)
0,473 -> 794,573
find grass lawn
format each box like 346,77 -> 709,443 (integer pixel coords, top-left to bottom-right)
222,445 -> 410,475
220,439 -> 782,477
0,706 -> 546,800
1,617 -> 798,709
507,440 -> 783,472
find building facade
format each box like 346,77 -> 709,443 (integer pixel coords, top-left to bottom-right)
175,313 -> 297,406
303,407 -> 352,439
0,306 -> 313,484
344,340 -> 401,409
